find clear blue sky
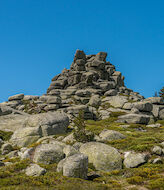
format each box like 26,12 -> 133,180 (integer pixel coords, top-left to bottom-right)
0,0 -> 164,102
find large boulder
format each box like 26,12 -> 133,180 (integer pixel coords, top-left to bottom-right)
33,143 -> 65,164
10,112 -> 69,147
57,153 -> 88,179
117,113 -> 150,124
79,142 -> 122,171
0,114 -> 28,132
10,127 -> 42,147
24,112 -> 69,136
124,152 -> 148,168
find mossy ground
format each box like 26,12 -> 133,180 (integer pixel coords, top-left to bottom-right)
0,116 -> 164,189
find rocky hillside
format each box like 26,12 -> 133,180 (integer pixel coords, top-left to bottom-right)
0,50 -> 164,190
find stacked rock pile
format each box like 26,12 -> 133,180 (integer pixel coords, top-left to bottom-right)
0,50 -> 164,124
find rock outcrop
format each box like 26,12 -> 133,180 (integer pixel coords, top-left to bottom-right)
1,50 -> 163,125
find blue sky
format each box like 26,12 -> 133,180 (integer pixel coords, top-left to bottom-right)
0,0 -> 164,102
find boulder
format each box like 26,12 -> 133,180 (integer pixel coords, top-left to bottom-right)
104,89 -> 118,96
33,143 -> 65,164
133,102 -> 153,112
99,129 -> 126,141
102,96 -> 128,108
8,94 -> 24,101
10,127 -> 42,147
124,152 -> 148,168
152,146 -> 163,155
80,142 -> 122,171
0,114 -> 29,132
117,113 -> 150,124
25,164 -> 46,176
46,96 -> 61,104
89,95 -> 101,107
24,112 -> 69,136
57,153 -> 88,179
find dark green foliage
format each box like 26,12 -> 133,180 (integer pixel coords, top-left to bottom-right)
159,86 -> 164,98
73,111 -> 95,143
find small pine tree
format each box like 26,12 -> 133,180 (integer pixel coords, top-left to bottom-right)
159,87 -> 164,98
73,111 -> 94,143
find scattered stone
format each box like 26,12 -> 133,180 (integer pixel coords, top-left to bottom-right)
99,129 -> 126,141
152,146 -> 163,155
124,152 -> 149,168
25,164 -> 46,176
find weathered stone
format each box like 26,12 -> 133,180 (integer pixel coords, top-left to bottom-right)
124,152 -> 148,168
104,89 -> 118,96
96,52 -> 107,61
63,145 -> 79,157
89,95 -> 101,107
46,96 -> 61,104
10,127 -> 42,147
123,103 -> 134,110
133,102 -> 153,112
25,164 -> 46,176
102,96 -> 128,108
62,133 -> 76,144
57,153 -> 88,179
99,129 -> 126,141
117,113 -> 150,124
152,146 -> 163,155
24,112 -> 69,136
33,143 -> 65,164
80,142 -> 122,171
8,94 -> 24,101
23,95 -> 39,101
